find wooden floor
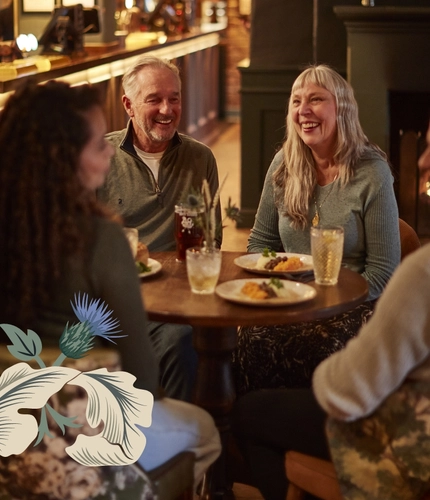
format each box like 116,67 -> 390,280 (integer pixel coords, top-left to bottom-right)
210,122 -> 251,253
209,123 -> 264,500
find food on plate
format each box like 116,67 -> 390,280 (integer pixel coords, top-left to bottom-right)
241,278 -> 291,300
272,256 -> 303,271
136,242 -> 149,265
255,248 -> 276,270
135,242 -> 152,273
255,248 -> 304,271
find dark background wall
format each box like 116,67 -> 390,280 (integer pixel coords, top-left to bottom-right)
238,0 -> 430,227
250,0 -> 430,70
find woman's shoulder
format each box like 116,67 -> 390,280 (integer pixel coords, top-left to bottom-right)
89,216 -> 128,250
272,148 -> 284,163
353,153 -> 393,184
267,148 -> 285,173
88,216 -> 134,269
91,215 -> 124,235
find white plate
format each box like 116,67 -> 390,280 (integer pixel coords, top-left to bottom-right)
138,258 -> 162,278
234,253 -> 313,276
215,278 -> 317,307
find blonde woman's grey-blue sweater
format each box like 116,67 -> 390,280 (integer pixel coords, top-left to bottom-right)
248,150 -> 401,300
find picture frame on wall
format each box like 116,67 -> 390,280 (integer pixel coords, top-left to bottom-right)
22,0 -> 55,13
62,0 -> 95,7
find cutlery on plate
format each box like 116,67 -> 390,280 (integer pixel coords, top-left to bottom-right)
281,271 -> 315,283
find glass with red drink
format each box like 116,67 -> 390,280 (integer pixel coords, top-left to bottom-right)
175,204 -> 204,261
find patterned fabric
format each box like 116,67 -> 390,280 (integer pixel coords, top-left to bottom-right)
326,380 -> 430,500
232,301 -> 375,396
0,457 -> 154,500
0,349 -> 156,500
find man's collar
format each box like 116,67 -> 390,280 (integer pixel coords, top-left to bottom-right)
121,120 -> 182,155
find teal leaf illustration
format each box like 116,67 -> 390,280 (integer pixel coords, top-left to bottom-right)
33,406 -> 53,446
33,403 -> 82,446
65,368 -> 153,466
1,324 -> 43,362
46,403 -> 82,433
0,363 -> 79,457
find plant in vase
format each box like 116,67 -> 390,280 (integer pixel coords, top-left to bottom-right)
183,176 -> 240,294
184,177 -> 241,249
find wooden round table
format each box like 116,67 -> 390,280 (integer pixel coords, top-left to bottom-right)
143,251 -> 368,327
140,251 -> 368,498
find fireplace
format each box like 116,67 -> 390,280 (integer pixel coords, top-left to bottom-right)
390,91 -> 430,236
334,6 -> 430,237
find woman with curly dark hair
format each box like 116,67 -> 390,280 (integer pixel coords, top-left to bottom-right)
0,80 -> 114,329
0,80 -> 220,492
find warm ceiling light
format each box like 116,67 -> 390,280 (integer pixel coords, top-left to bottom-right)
16,33 -> 38,52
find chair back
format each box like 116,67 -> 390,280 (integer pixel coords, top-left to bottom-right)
285,451 -> 343,500
399,218 -> 421,260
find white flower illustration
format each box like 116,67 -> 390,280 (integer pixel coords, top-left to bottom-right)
0,292 -> 155,469
0,362 -> 153,466
66,368 -> 153,466
0,362 -> 78,456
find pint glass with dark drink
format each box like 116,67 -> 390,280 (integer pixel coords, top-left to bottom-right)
175,204 -> 204,261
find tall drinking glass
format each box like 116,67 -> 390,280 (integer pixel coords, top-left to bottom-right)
175,204 -> 204,261
186,247 -> 222,294
123,227 -> 138,258
310,225 -> 344,285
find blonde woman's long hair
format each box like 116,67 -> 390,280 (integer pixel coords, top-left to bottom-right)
273,64 -> 387,229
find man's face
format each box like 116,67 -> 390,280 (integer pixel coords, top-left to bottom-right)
123,66 -> 182,153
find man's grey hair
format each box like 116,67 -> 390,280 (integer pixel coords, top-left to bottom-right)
122,55 -> 181,101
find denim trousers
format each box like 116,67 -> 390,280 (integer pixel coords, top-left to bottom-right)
138,397 -> 221,490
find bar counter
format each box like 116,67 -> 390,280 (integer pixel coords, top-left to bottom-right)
0,24 -> 226,137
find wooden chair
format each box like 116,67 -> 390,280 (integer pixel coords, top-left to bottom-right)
285,452 -> 342,500
399,218 -> 421,260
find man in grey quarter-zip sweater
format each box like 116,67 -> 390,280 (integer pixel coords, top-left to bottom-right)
97,55 -> 221,402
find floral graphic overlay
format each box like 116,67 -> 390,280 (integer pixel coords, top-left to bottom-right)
0,293 -> 153,467
181,174 -> 241,249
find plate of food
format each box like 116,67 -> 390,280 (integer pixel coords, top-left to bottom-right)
234,249 -> 313,276
215,278 -> 316,307
135,242 -> 162,278
137,258 -> 162,278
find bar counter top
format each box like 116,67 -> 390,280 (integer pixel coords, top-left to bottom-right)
0,24 -> 226,96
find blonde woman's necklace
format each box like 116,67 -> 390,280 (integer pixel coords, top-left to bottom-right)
312,174 -> 338,227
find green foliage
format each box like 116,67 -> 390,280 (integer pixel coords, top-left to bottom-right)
262,248 -> 276,258
269,278 -> 283,289
180,175 -> 241,249
2,324 -> 43,361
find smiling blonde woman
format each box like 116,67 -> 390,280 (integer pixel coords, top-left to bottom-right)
233,64 -> 401,395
